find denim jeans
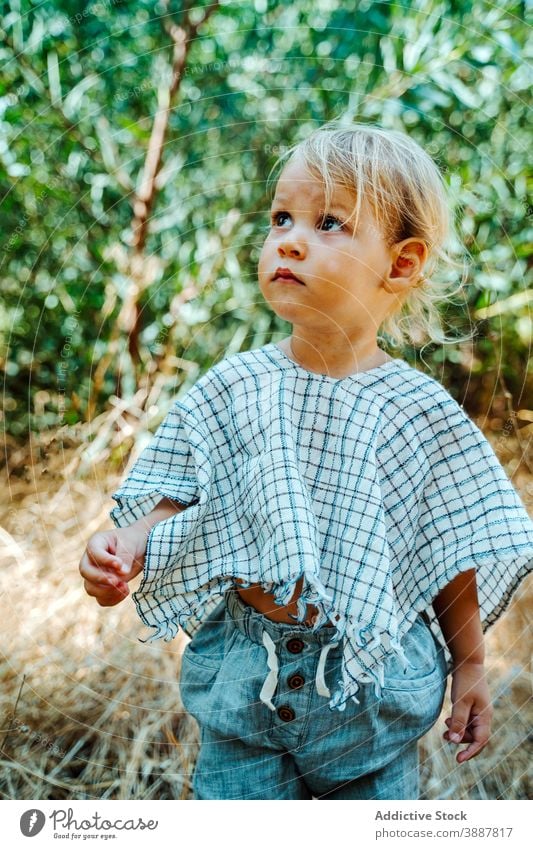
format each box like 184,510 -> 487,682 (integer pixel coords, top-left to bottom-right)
179,587 -> 447,800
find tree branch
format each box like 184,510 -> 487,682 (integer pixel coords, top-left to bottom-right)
130,1 -> 221,253
105,1 -> 221,390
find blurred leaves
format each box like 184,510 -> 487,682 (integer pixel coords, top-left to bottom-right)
0,0 -> 531,444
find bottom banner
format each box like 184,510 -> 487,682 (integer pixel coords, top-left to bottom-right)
3,799 -> 530,848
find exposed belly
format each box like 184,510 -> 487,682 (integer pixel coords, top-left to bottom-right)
234,576 -> 332,627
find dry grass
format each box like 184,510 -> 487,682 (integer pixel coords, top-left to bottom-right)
0,440 -> 197,800
0,427 -> 531,800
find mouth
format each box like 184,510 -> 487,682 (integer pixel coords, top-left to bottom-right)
272,267 -> 305,285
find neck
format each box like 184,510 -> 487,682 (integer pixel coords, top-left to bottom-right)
287,333 -> 390,378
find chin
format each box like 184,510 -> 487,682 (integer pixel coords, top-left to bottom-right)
269,303 -> 308,323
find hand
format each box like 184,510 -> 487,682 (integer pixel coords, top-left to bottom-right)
444,661 -> 493,764
79,525 -> 147,607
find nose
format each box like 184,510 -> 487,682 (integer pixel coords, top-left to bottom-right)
277,229 -> 307,259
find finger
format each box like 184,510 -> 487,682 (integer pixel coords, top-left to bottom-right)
80,555 -> 118,585
114,541 -> 138,575
447,702 -> 472,743
443,729 -> 474,743
83,578 -> 120,597
80,534 -> 128,573
456,712 -> 492,762
83,572 -> 128,594
443,717 -> 474,742
101,582 -> 129,605
97,590 -> 127,607
87,535 -> 125,573
83,579 -> 98,598
84,579 -> 129,604
456,738 -> 487,763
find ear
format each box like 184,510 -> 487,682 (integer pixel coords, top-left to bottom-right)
383,238 -> 428,294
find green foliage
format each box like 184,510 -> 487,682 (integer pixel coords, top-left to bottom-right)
1,0 -> 531,441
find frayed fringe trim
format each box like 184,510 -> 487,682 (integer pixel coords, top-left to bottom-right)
135,575 -> 413,718
247,574 -> 414,715
135,577 -> 237,644
138,622 -> 178,644
270,571 -> 334,611
268,572 -> 338,633
321,618 -> 411,712
231,572 -> 338,632
136,571 -> 338,642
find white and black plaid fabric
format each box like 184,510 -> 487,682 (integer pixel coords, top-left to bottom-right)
110,342 -> 533,711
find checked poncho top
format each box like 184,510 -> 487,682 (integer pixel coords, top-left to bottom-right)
110,342 -> 533,711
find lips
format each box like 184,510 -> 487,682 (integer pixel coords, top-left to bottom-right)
273,267 -> 304,284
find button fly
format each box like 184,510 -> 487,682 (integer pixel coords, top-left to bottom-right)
286,638 -> 304,654
277,705 -> 295,722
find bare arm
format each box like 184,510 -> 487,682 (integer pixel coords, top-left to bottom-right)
432,568 -> 493,763
80,496 -> 189,606
431,568 -> 484,666
130,496 -> 188,532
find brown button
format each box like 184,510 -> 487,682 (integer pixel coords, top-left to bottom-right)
286,638 -> 305,654
288,673 -> 304,690
277,705 -> 295,722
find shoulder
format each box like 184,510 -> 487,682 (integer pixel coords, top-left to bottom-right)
385,360 -> 468,421
174,347 -> 271,417
377,361 -> 482,454
191,347 -> 271,394
208,347 -> 271,381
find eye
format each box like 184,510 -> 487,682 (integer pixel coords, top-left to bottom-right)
270,211 -> 291,227
320,214 -> 344,232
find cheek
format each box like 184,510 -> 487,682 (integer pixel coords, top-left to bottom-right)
257,241 -> 272,279
323,241 -> 353,265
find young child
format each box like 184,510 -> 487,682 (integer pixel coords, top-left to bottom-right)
79,122 -> 533,800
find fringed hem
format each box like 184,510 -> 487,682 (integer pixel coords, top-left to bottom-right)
272,570 -> 336,630
325,620 -> 411,713
134,571 -> 335,643
133,571 -> 413,716
133,576 -> 237,643
275,573 -> 414,714
110,479 -> 200,529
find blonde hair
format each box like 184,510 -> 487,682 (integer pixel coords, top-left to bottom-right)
267,120 -> 471,350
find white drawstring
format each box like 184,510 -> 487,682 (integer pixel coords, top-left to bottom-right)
259,630 -> 339,711
315,641 -> 340,697
259,631 -> 279,711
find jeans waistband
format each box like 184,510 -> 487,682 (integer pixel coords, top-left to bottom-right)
224,586 -> 339,647
224,588 -> 341,710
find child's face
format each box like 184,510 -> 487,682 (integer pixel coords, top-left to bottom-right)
258,154 -> 398,342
